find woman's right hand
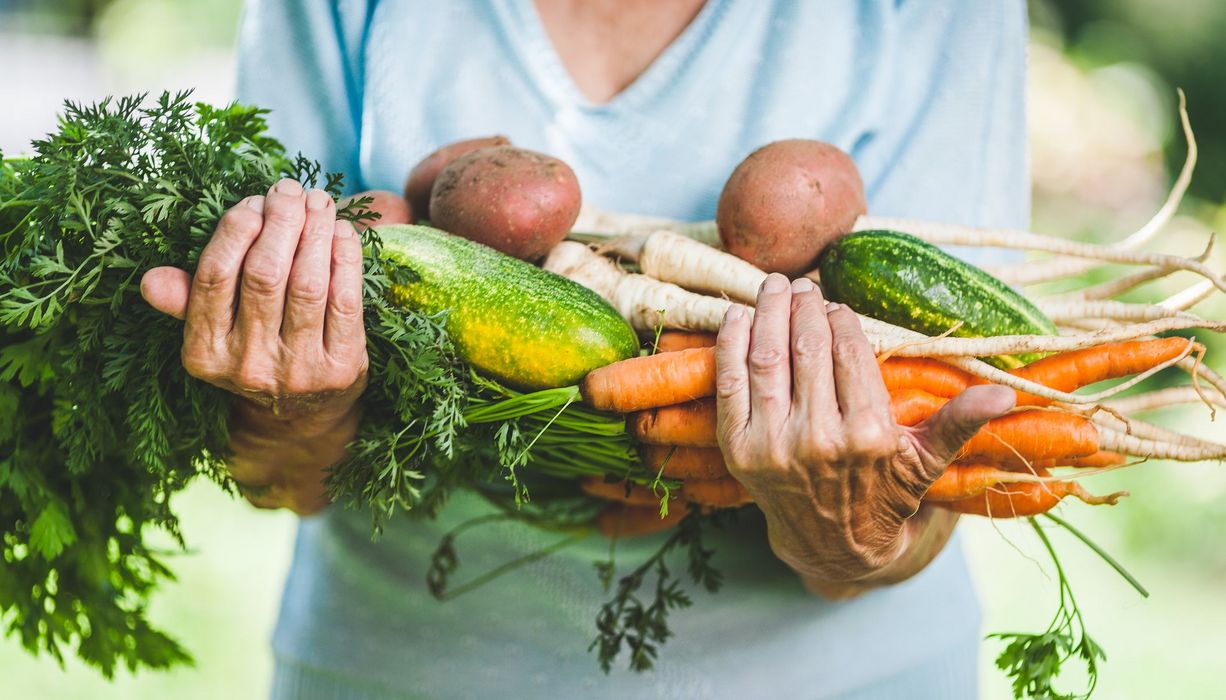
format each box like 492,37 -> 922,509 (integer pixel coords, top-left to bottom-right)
138,180 -> 389,514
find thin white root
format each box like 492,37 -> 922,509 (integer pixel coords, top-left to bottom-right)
570,206 -> 722,247
1035,298 -> 1200,324
543,241 -> 732,333
1098,427 -> 1226,461
1161,278 -> 1218,311
1104,386 -> 1226,414
1177,356 -> 1226,405
856,218 -> 1226,295
1049,266 -> 1177,302
1091,412 -> 1219,449
866,316 -> 1223,358
634,230 -> 766,304
969,90 -> 1199,286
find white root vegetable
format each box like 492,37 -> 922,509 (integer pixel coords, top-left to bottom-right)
1035,299 -> 1200,324
603,230 -> 767,304
1090,412 -> 1221,450
571,206 -> 721,246
1099,427 -> 1226,462
1161,278 -> 1217,311
543,241 -> 732,332
1104,386 -> 1226,414
1050,266 -> 1178,302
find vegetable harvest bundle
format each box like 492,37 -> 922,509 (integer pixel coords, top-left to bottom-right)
2,92 -> 1224,698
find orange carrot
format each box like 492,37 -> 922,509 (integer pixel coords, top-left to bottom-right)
933,479 -> 1125,518
596,502 -> 690,538
1032,451 -> 1125,469
581,346 -> 716,413
962,411 -> 1099,465
655,331 -> 718,353
923,463 -> 1023,502
629,399 -> 718,447
889,387 -> 949,426
683,477 -> 753,508
640,444 -> 728,479
880,358 -> 975,399
1010,337 -> 1194,405
580,477 -> 669,507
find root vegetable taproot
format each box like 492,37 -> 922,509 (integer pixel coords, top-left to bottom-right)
640,445 -> 728,480
581,346 -> 716,413
606,230 -> 767,304
596,502 -> 690,538
580,477 -> 669,507
654,331 -> 717,353
932,478 -> 1126,517
682,478 -> 753,508
628,399 -> 718,447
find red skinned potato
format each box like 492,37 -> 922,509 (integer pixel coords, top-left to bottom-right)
403,135 -> 511,221
343,189 -> 412,227
429,146 -> 581,261
716,139 -> 867,277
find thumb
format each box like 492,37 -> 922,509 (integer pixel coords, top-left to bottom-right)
140,266 -> 192,321
910,384 -> 1016,475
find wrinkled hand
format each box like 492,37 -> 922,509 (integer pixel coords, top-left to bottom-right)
715,274 -> 1015,590
139,179 -> 370,514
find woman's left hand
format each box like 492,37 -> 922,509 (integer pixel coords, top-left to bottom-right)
715,273 -> 1016,591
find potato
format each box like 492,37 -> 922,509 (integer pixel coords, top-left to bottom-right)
429,146 -> 581,261
403,135 -> 511,221
716,139 -> 866,277
343,189 -> 412,226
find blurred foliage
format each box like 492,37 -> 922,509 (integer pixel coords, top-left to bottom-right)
1033,0 -> 1226,202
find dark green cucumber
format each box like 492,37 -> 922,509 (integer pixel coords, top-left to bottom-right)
377,224 -> 638,389
817,230 -> 1057,367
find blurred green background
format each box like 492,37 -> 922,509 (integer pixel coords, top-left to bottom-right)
1,1 -> 1224,698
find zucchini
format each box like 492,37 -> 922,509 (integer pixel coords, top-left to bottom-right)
378,224 -> 638,389
817,229 -> 1057,367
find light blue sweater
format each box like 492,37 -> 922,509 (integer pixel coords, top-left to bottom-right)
235,1 -> 1029,697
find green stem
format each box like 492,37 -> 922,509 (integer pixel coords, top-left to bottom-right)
436,531 -> 590,601
1043,512 -> 1149,598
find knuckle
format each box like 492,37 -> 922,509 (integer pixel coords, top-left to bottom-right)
328,289 -> 364,322
181,347 -> 224,382
715,368 -> 748,399
846,419 -> 895,456
242,254 -> 288,295
193,259 -> 232,291
748,345 -> 787,373
791,329 -> 829,358
332,239 -> 364,267
831,336 -> 863,360
286,271 -> 329,306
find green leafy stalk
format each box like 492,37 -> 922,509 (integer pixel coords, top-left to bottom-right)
990,518 -> 1106,700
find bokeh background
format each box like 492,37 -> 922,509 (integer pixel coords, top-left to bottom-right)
2,1 -> 1225,698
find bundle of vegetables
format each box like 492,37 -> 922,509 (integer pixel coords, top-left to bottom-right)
2,90 -> 1223,699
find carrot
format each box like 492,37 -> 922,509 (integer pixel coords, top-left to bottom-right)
1032,451 -> 1125,469
889,387 -> 950,427
581,346 -> 716,413
682,477 -> 753,508
640,445 -> 728,480
596,502 -> 690,538
655,331 -> 718,353
1010,337 -> 1195,405
933,479 -> 1126,518
628,399 -> 718,447
924,463 -> 1028,502
962,411 -> 1099,465
880,358 -> 975,399
579,477 -> 669,507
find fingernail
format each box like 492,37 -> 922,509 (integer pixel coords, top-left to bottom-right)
761,273 -> 788,294
827,302 -> 842,312
275,179 -> 304,195
306,188 -> 332,210
791,277 -> 816,293
724,304 -> 747,322
245,195 -> 265,213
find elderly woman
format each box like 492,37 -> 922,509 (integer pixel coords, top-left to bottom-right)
141,0 -> 1027,697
